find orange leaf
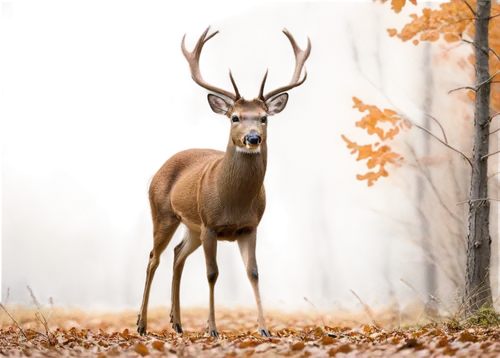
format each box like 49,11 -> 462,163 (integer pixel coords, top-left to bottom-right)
135,343 -> 150,356
413,39 -> 419,45
291,342 -> 305,350
444,33 -> 460,43
409,0 -> 416,4
391,0 -> 406,13
152,341 -> 165,351
387,29 -> 397,37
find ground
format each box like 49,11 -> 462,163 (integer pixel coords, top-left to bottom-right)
2,305 -> 500,357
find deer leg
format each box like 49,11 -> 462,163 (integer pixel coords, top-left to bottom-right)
237,231 -> 269,337
137,216 -> 180,335
201,227 -> 219,338
170,229 -> 201,334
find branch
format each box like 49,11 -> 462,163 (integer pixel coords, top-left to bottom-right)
462,38 -> 489,56
364,76 -> 472,167
460,37 -> 500,60
489,13 -> 500,20
476,69 -> 500,91
394,155 -> 457,168
410,98 -> 448,144
406,143 -> 463,224
482,150 -> 500,160
490,47 -> 500,62
490,127 -> 500,136
457,198 -> 500,206
488,171 -> 500,181
448,70 -> 500,94
463,0 -> 478,18
449,86 -> 476,94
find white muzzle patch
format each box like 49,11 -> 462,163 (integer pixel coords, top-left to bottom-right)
236,146 -> 261,154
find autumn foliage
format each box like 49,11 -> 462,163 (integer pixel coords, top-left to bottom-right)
347,96 -> 408,182
353,0 -> 500,182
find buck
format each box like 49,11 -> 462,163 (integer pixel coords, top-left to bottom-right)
137,26 -> 311,338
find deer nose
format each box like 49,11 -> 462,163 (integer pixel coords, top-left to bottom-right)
244,131 -> 261,145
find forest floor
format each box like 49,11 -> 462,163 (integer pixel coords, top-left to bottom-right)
2,304 -> 500,357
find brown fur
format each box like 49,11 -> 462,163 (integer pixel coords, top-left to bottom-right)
138,26 -> 309,338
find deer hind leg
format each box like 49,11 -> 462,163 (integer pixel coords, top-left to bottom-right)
201,227 -> 219,338
137,214 -> 180,335
170,228 -> 201,334
237,231 -> 269,337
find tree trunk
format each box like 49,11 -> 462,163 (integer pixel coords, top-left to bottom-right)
306,3 -> 336,304
465,0 -> 493,312
371,8 -> 394,303
417,42 -> 437,300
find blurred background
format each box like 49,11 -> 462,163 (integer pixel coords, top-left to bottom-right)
2,0 -> 498,313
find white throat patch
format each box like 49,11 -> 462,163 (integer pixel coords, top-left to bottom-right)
236,146 -> 261,154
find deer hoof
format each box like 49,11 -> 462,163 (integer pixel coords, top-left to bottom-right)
210,329 -> 219,338
137,326 -> 147,336
259,329 -> 270,337
174,323 -> 183,334
136,316 -> 147,336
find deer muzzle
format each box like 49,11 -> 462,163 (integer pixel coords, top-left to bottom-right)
243,131 -> 262,146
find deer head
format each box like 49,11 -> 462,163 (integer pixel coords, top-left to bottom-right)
181,26 -> 311,154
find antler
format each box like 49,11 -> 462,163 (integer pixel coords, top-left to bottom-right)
259,29 -> 311,102
181,26 -> 240,101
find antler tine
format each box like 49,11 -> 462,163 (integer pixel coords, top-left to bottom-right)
228,69 -> 241,100
181,26 -> 237,101
263,29 -> 311,101
258,69 -> 268,101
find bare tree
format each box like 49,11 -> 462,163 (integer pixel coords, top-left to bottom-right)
465,0 -> 493,311
415,1 -> 437,294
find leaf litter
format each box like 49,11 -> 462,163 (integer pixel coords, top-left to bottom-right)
2,305 -> 500,357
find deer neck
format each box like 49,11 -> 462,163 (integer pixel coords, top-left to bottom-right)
216,141 -> 267,204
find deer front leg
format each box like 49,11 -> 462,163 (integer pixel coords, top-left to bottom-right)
170,226 -> 200,333
201,227 -> 219,338
237,231 -> 269,337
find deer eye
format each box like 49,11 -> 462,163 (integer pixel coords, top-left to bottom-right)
260,116 -> 267,124
232,114 -> 240,123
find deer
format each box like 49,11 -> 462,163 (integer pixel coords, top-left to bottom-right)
137,26 -> 311,338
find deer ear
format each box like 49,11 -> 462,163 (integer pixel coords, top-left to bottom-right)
208,94 -> 232,115
266,93 -> 288,116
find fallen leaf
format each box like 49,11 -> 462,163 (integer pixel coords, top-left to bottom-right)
436,337 -> 448,348
458,331 -> 476,342
135,342 -> 150,356
398,338 -> 424,351
320,336 -> 336,345
338,344 -> 353,353
152,340 -> 164,351
291,341 -> 305,350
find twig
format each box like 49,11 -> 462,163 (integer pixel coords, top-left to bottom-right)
410,98 -> 448,144
400,279 -> 426,303
27,286 -> 55,344
463,0 -> 478,18
456,198 -> 500,205
449,86 -> 476,94
476,69 -> 500,91
364,76 -> 472,167
489,127 -> 500,136
490,47 -> 500,62
405,144 -> 463,224
303,297 -> 326,327
489,13 -> 500,20
0,303 -> 28,340
482,150 -> 500,160
460,37 -> 500,60
449,70 -> 500,94
488,171 -> 500,180
349,288 -> 376,326
462,38 -> 489,56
